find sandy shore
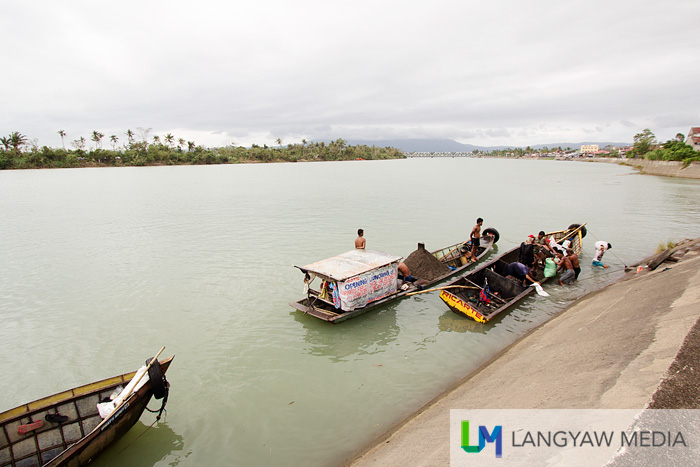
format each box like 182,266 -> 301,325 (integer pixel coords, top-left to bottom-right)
345,239 -> 700,466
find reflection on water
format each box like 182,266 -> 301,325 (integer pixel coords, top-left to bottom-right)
1,159 -> 700,466
294,307 -> 400,362
92,421 -> 188,467
437,310 -> 489,334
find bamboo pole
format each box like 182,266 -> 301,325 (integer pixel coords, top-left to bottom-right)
406,285 -> 479,296
112,346 -> 165,411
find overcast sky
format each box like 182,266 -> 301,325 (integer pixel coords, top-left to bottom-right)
2,0 -> 699,149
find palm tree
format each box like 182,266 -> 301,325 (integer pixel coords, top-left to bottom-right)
72,137 -> 86,151
110,135 -> 119,149
276,138 -> 283,147
9,132 -> 27,152
125,129 -> 135,145
58,130 -> 66,150
0,136 -> 11,151
152,135 -> 161,145
187,141 -> 195,152
91,131 -> 104,149
136,127 -> 152,146
178,138 -> 186,150
165,133 -> 174,148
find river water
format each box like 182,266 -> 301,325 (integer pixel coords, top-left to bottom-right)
1,158 -> 700,466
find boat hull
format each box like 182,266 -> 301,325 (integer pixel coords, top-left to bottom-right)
439,224 -> 586,323
290,234 -> 498,323
0,357 -> 173,467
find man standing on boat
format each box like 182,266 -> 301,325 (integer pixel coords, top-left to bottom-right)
469,218 -> 483,263
355,229 -> 366,249
518,235 -> 536,267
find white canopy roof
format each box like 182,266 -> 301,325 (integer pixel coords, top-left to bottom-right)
299,249 -> 403,281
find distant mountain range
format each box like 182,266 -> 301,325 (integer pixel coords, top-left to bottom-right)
341,138 -> 631,153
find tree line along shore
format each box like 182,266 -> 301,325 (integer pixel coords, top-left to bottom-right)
0,132 -> 404,169
1,127 -> 697,170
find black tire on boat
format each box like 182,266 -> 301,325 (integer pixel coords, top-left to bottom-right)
147,357 -> 168,400
483,227 -> 500,243
568,224 -> 587,238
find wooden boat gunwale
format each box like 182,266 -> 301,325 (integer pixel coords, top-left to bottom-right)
0,356 -> 173,467
290,232 -> 499,323
439,224 -> 586,323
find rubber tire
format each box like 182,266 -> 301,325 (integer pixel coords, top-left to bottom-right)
568,223 -> 587,238
147,357 -> 167,400
483,227 -> 500,243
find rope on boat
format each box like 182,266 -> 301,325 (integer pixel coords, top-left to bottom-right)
101,366 -> 168,467
498,234 -> 521,245
100,417 -> 162,467
568,265 -> 627,284
144,357 -> 170,421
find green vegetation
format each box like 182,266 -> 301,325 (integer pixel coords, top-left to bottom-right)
627,129 -> 700,166
477,146 -> 575,158
0,131 -> 405,170
656,240 -> 679,254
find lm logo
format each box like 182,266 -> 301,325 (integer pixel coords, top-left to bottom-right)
461,420 -> 502,458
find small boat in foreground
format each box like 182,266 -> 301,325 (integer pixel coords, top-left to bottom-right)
0,350 -> 173,467
439,224 -> 586,323
290,228 -> 500,323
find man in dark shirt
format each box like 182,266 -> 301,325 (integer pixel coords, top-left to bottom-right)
506,262 -> 537,286
518,235 -> 536,267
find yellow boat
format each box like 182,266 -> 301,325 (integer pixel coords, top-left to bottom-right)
440,224 -> 586,323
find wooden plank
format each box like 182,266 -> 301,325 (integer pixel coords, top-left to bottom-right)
648,248 -> 675,270
72,376 -> 126,397
26,390 -> 75,412
0,405 -> 28,423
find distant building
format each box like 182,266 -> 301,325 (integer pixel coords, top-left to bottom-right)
580,144 -> 599,154
617,147 -> 633,158
686,127 -> 700,151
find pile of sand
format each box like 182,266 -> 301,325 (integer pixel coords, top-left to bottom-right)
403,243 -> 452,282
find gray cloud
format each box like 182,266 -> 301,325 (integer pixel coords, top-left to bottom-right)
2,0 -> 699,148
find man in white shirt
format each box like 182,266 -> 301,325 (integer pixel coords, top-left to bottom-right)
593,241 -> 612,268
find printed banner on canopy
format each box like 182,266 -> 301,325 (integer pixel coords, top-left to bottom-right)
337,262 -> 398,311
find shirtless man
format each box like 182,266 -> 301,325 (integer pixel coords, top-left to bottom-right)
469,218 -> 483,263
567,248 -> 581,279
355,229 -> 366,249
556,251 -> 575,285
398,262 -> 417,282
535,230 -> 554,254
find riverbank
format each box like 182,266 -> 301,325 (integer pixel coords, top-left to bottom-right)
588,157 -> 700,179
345,239 -> 700,466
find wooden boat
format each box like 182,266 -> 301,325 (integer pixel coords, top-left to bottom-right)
439,224 -> 586,323
289,228 -> 500,323
0,353 -> 173,467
